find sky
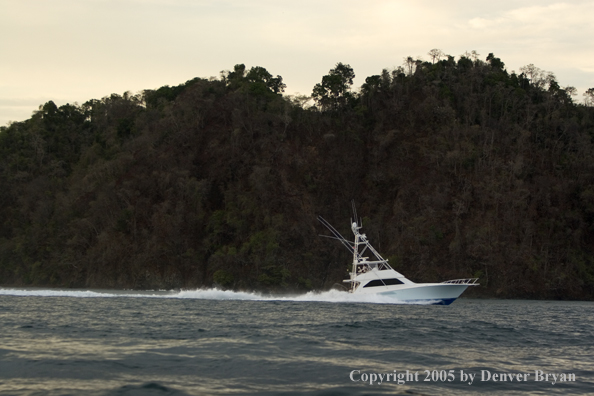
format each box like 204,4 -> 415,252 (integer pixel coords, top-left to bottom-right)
1,0 -> 593,126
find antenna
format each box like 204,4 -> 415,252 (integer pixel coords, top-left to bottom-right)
351,200 -> 358,226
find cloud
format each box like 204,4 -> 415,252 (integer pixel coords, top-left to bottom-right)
1,0 -> 593,126
468,17 -> 496,29
464,2 -> 593,39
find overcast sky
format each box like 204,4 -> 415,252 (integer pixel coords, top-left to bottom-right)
1,0 -> 593,126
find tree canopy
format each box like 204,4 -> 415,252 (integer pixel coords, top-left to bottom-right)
312,62 -> 356,110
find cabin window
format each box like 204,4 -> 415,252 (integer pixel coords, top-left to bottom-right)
363,278 -> 403,287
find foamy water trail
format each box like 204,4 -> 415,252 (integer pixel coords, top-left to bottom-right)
0,287 -> 433,304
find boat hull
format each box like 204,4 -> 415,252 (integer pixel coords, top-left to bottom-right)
358,283 -> 470,305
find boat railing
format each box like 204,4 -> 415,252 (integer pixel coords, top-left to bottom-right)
440,278 -> 479,285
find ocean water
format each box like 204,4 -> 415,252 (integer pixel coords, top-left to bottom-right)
0,288 -> 592,395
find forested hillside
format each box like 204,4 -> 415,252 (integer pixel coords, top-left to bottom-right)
1,53 -> 594,299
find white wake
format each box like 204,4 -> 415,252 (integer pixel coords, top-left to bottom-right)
0,287 -> 434,304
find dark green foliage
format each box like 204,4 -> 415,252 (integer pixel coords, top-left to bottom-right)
1,54 -> 594,299
312,63 -> 356,110
213,269 -> 234,288
144,78 -> 204,108
222,64 -> 286,96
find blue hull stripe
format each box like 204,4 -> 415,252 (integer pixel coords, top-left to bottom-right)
401,298 -> 457,305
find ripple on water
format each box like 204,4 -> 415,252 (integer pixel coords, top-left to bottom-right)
0,290 -> 593,395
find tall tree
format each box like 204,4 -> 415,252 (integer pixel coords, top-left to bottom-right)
584,88 -> 594,106
427,48 -> 444,64
312,63 -> 355,110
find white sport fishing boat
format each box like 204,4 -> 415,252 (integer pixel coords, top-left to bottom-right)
319,203 -> 478,305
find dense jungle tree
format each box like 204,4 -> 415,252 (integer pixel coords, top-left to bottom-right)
312,62 -> 356,110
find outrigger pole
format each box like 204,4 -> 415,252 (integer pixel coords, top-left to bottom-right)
317,216 -> 355,254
